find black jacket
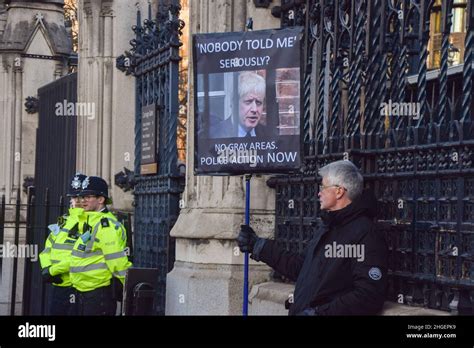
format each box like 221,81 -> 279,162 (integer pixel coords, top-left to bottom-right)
255,190 -> 388,315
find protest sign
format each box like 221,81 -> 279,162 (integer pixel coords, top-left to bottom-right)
193,27 -> 303,175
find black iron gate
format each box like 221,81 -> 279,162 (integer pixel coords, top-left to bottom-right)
268,0 -> 474,313
117,1 -> 185,315
24,72 -> 78,315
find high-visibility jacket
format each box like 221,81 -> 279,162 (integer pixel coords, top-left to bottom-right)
69,210 -> 132,292
39,208 -> 86,287
101,210 -> 128,251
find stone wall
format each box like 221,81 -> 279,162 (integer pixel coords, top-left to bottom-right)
0,0 -> 71,203
75,0 -> 156,211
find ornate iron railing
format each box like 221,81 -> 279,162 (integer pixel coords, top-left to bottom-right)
268,0 -> 473,313
117,0 -> 185,315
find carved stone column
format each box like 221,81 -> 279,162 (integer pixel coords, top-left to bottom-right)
0,1 -> 71,202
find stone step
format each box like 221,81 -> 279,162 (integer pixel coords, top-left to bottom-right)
249,281 -> 451,316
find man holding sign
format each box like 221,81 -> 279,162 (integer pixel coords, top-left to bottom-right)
194,27 -> 305,314
237,160 -> 388,315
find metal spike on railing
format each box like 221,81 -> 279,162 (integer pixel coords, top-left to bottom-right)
10,188 -> 21,316
415,0 -> 434,135
437,0 -> 453,128
460,0 -> 473,128
40,187 -> 50,315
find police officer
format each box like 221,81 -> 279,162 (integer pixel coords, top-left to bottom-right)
237,160 -> 388,315
70,176 -> 131,315
39,172 -> 88,315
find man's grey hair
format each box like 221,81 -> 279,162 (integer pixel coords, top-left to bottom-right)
318,160 -> 363,200
238,71 -> 265,100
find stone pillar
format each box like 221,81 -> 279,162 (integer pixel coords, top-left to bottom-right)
0,0 -> 71,202
166,0 -> 280,315
13,64 -> 22,195
0,3 -> 6,36
0,55 -> 15,202
76,0 -> 156,211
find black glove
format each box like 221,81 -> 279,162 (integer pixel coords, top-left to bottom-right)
111,277 -> 124,302
41,267 -> 63,284
237,225 -> 259,253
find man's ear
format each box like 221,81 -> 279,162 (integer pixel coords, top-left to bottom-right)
98,196 -> 106,205
336,187 -> 346,200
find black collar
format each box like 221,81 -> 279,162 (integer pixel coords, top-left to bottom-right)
320,189 -> 377,228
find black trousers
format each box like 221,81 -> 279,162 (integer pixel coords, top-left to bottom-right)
48,285 -> 78,316
76,285 -> 117,316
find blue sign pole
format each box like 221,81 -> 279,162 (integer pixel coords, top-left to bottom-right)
243,174 -> 251,316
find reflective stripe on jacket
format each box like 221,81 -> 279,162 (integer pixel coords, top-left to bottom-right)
39,208 -> 86,287
70,211 -> 132,292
